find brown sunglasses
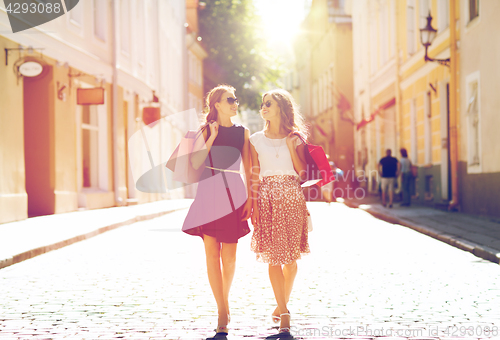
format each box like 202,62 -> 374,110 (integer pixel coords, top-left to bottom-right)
260,101 -> 272,109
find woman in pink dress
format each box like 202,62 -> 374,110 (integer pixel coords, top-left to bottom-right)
182,84 -> 252,338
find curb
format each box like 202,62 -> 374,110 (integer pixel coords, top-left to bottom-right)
0,208 -> 188,270
343,200 -> 500,265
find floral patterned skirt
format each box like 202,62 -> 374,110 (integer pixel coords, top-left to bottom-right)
251,175 -> 310,266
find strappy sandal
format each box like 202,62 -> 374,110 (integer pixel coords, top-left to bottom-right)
272,307 -> 281,323
215,326 -> 228,335
206,326 -> 228,340
278,312 -> 291,334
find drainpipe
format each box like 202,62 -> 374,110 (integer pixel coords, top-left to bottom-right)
111,0 -> 122,206
448,0 -> 459,211
395,0 -> 402,163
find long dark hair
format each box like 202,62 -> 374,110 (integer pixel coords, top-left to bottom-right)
203,84 -> 235,123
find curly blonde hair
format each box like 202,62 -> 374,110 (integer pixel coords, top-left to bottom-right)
261,89 -> 308,138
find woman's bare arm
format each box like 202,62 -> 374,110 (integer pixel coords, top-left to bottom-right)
287,134 -> 307,180
241,128 -> 252,198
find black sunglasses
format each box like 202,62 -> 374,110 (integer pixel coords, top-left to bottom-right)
260,101 -> 272,109
225,97 -> 239,105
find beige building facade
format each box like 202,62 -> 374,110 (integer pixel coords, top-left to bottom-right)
457,0 -> 500,216
294,0 -> 355,198
0,0 -> 189,224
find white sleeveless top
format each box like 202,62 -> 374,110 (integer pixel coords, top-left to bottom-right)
249,131 -> 301,179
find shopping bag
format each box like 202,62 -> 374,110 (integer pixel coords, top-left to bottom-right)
166,125 -> 208,184
410,164 -> 418,178
295,133 -> 335,187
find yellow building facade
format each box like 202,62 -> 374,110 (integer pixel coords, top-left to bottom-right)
350,0 -> 456,204
350,0 -> 500,217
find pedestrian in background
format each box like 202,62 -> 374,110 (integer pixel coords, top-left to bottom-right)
378,149 -> 400,208
249,89 -> 310,336
399,148 -> 412,206
181,84 -> 253,338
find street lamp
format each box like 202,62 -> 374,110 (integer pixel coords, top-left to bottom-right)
419,12 -> 450,67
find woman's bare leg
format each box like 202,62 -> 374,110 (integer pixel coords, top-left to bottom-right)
203,235 -> 228,328
268,264 -> 290,329
221,242 -> 237,321
272,261 -> 297,319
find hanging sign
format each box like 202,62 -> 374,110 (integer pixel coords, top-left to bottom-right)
18,61 -> 44,77
77,88 -> 105,105
143,107 -> 161,127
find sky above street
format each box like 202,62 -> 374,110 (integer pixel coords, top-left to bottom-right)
253,0 -> 311,55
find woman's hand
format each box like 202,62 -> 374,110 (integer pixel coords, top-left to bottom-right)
241,199 -> 253,221
286,131 -> 300,149
251,204 -> 260,226
208,121 -> 219,140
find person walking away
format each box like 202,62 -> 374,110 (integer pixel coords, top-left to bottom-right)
399,148 -> 412,206
378,149 -> 399,208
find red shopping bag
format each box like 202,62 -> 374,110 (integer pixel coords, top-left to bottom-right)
295,133 -> 335,187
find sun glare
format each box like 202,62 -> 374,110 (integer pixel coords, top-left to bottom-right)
255,0 -> 309,49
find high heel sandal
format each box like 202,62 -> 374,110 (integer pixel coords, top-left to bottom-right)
278,312 -> 291,334
215,326 -> 229,335
206,326 -> 228,340
206,313 -> 229,340
272,308 -> 281,323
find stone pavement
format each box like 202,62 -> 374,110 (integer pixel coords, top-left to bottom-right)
1,203 -> 499,339
0,199 -> 193,270
343,194 -> 500,265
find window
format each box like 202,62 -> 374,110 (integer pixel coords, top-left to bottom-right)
312,81 -> 318,116
379,5 -> 388,65
407,0 -> 416,55
188,52 -> 193,82
120,0 -> 130,53
469,0 -> 479,22
410,98 -> 417,163
319,77 -> 324,113
370,13 -> 377,73
419,0 -> 430,31
390,0 -> 396,57
466,74 -> 481,170
82,106 -> 99,188
438,0 -> 449,32
197,59 -> 202,86
137,1 -> 145,66
69,0 -> 83,26
93,0 -> 106,42
327,67 -> 333,109
323,70 -> 330,111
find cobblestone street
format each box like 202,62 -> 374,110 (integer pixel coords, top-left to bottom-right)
1,202 -> 500,339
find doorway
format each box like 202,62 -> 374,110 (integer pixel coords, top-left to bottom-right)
24,67 -> 54,217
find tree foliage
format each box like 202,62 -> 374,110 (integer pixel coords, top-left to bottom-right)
199,0 -> 283,110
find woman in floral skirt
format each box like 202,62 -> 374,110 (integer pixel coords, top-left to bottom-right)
249,89 -> 310,335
